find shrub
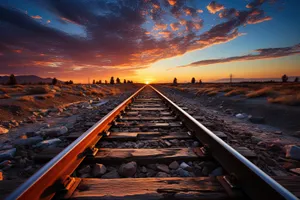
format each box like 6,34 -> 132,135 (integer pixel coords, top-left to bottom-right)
35,93 -> 55,100
225,88 -> 247,97
246,87 -> 274,98
18,96 -> 35,102
268,94 -> 300,106
8,74 -> 17,85
0,94 -> 10,99
26,86 -> 50,95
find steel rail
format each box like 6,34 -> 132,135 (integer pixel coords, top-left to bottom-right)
150,85 -> 298,200
6,85 -> 146,200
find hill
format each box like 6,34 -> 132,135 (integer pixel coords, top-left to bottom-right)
0,75 -> 57,84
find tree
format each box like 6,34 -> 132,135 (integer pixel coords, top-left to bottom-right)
65,80 -> 73,85
105,80 -> 108,84
124,79 -> 127,84
110,77 -> 115,84
52,78 -> 57,85
99,80 -> 102,84
191,77 -> 195,84
116,77 -> 121,84
199,79 -> 202,84
8,74 -> 17,85
294,77 -> 299,82
282,74 -> 288,83
173,78 -> 177,85
92,80 -> 96,84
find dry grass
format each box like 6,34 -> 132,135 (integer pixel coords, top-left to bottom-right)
0,86 -> 24,93
246,87 -> 274,98
0,94 -> 10,99
18,96 -> 35,102
268,94 -> 300,106
196,87 -> 219,96
26,86 -> 50,95
225,88 -> 248,97
207,90 -> 218,96
35,93 -> 55,100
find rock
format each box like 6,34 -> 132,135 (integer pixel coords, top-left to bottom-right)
0,160 -> 11,168
141,166 -> 147,173
289,168 -> 300,175
179,162 -> 192,171
169,161 -> 179,170
291,131 -> 300,138
236,113 -> 246,119
146,169 -> 157,177
80,173 -> 90,178
285,145 -> 300,161
78,165 -> 91,174
192,141 -> 200,147
156,172 -> 170,177
35,138 -> 61,148
146,164 -> 157,170
0,126 -> 9,135
14,136 -> 43,146
209,167 -> 223,176
164,140 -> 172,147
41,126 -> 68,137
251,136 -> 262,144
25,131 -> 38,137
0,148 -> 16,161
102,169 -> 120,179
177,168 -> 190,177
92,164 -> 107,177
156,164 -> 169,173
274,131 -> 282,135
249,116 -> 265,124
118,161 -> 137,177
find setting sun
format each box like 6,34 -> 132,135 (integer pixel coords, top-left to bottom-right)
145,81 -> 150,84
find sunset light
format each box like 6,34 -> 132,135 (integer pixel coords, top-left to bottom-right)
1,1 -> 300,199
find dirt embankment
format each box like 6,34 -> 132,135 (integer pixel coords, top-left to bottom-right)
0,84 -> 140,122
159,83 -> 300,133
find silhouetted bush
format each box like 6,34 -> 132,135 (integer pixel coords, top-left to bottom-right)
116,77 -> 121,84
294,77 -> 299,82
52,78 -> 57,85
8,74 -> 17,85
110,77 -> 115,84
282,74 -> 288,82
173,78 -> 177,85
191,77 -> 195,84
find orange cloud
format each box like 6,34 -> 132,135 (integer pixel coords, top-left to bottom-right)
31,15 -> 42,19
153,23 -> 168,30
247,16 -> 272,24
207,1 -> 225,14
177,43 -> 300,68
168,0 -> 176,6
170,22 -> 180,31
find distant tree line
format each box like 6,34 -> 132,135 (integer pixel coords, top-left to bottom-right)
91,76 -> 134,85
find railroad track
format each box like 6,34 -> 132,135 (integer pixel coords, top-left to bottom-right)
6,85 -> 299,200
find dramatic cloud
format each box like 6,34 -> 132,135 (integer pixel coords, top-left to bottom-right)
0,0 -> 283,80
207,1 -> 225,14
176,43 -> 300,68
31,15 -> 42,19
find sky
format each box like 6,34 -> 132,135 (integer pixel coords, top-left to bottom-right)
0,0 -> 299,83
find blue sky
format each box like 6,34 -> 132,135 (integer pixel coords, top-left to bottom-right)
0,0 -> 299,83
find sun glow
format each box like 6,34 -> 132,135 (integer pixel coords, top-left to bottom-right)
145,81 -> 150,84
